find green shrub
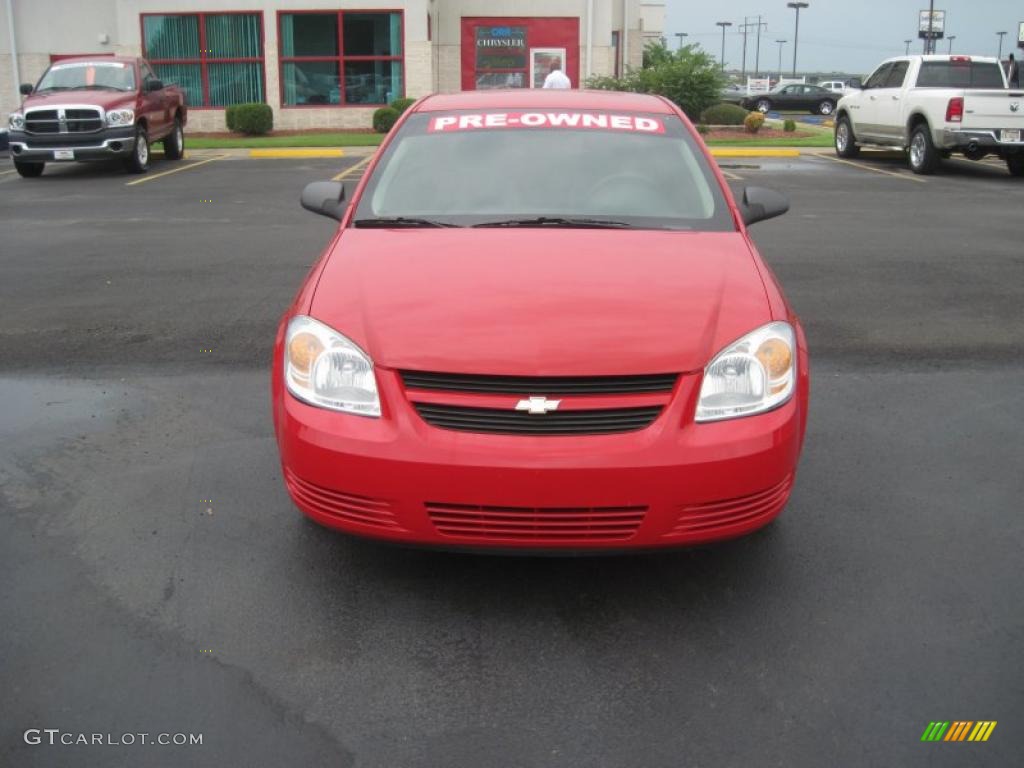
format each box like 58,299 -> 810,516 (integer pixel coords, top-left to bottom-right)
389,97 -> 416,115
744,111 -> 765,134
696,123 -> 710,135
699,102 -> 749,126
783,119 -> 797,132
373,106 -> 400,134
587,42 -> 724,121
225,103 -> 273,135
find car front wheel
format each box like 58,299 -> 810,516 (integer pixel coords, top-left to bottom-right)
756,99 -> 772,113
14,160 -> 45,178
818,100 -> 835,115
834,116 -> 860,158
123,126 -> 150,173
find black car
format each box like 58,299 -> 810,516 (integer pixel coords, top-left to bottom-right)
741,84 -> 838,115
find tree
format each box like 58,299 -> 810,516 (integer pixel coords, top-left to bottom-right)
588,42 -> 725,121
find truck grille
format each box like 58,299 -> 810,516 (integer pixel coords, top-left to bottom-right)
426,501 -> 647,541
401,371 -> 677,395
412,403 -> 662,435
25,107 -> 103,135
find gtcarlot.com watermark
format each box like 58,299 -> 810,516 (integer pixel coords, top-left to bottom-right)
24,729 -> 202,747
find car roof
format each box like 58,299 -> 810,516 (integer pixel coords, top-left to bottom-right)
414,89 -> 676,114
50,55 -> 138,65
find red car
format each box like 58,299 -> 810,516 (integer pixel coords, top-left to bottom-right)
7,56 -> 186,177
273,90 -> 809,552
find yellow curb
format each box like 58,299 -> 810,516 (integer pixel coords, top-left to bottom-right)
248,148 -> 345,158
710,148 -> 802,158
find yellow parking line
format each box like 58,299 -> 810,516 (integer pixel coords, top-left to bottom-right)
249,148 -> 344,158
710,148 -> 801,158
331,154 -> 374,181
819,153 -> 926,183
125,154 -> 230,186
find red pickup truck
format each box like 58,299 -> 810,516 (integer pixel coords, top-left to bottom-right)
7,56 -> 187,177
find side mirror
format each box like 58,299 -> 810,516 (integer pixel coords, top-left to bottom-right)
740,186 -> 789,226
301,181 -> 348,221
19,83 -> 33,95
144,79 -> 164,92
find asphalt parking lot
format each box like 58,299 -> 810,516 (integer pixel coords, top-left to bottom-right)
1,149 -> 1021,767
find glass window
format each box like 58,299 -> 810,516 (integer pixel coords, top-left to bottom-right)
280,13 -> 338,57
279,11 -> 404,107
473,25 -> 528,89
142,13 -> 264,107
354,112 -> 733,231
863,63 -> 892,89
884,61 -> 909,88
916,61 -> 1005,88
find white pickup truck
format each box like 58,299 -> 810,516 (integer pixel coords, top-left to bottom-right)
834,55 -> 1024,175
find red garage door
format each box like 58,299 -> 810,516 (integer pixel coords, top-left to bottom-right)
461,17 -> 579,91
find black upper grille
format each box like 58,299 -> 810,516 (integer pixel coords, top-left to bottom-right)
412,403 -> 662,436
25,108 -> 103,134
401,371 -> 677,395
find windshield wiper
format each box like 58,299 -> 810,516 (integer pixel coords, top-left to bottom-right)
69,84 -> 120,91
473,216 -> 635,229
353,217 -> 460,228
36,86 -> 70,92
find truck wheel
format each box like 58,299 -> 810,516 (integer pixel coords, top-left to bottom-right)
908,124 -> 939,175
14,161 -> 45,178
1007,156 -> 1024,177
163,116 -> 184,160
756,99 -> 772,113
834,116 -> 860,158
818,100 -> 835,116
123,126 -> 150,173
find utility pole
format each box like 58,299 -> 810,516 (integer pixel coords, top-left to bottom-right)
947,35 -> 955,54
998,31 -> 1008,60
925,0 -> 935,55
787,2 -> 809,77
740,17 -> 750,78
776,39 -> 787,81
716,21 -> 733,71
675,32 -> 688,50
753,16 -> 768,78
904,39 -> 912,55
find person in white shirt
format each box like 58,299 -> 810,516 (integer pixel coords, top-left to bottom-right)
542,59 -> 572,89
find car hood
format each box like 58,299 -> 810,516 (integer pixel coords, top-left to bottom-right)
310,229 -> 771,375
21,91 -> 135,111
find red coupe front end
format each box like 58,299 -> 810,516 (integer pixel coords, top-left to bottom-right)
273,90 -> 809,552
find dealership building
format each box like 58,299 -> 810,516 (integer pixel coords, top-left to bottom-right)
2,0 -> 665,131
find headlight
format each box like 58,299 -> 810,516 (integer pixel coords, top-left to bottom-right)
8,112 -> 25,131
695,321 -> 796,422
105,108 -> 135,127
284,316 -> 380,417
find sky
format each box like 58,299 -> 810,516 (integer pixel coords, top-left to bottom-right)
664,0 -> 1023,75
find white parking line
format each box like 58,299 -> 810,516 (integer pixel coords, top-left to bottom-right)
820,153 -> 926,183
125,154 -> 231,186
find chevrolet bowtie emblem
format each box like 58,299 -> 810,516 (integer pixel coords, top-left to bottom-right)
515,396 -> 561,414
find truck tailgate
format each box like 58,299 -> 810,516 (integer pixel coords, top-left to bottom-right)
963,90 -> 1024,134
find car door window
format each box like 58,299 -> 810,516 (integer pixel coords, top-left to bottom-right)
884,61 -> 909,88
864,63 -> 892,89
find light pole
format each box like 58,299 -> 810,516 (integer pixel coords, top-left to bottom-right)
716,21 -> 733,71
787,2 -> 809,77
997,31 -> 1008,59
904,39 -> 912,55
675,32 -> 688,50
947,35 -> 956,54
776,39 -> 786,81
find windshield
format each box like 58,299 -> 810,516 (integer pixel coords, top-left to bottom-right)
353,110 -> 734,231
36,61 -> 136,92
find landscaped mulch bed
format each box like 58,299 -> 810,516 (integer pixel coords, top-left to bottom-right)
705,128 -> 815,141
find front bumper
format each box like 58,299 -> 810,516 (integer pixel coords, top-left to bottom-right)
941,127 -> 1024,154
8,126 -> 136,162
272,346 -> 810,552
